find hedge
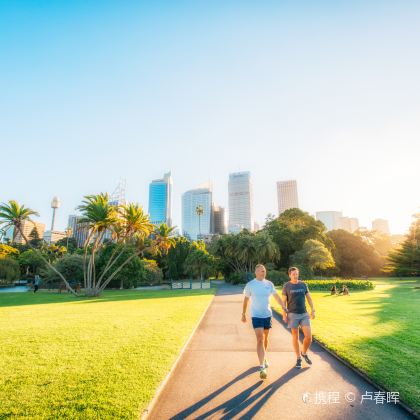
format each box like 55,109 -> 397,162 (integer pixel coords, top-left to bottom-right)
288,279 -> 375,291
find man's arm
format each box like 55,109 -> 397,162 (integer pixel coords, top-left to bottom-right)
272,291 -> 288,313
241,296 -> 249,322
306,292 -> 316,319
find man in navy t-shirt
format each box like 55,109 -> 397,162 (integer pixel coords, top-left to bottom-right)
281,266 -> 316,369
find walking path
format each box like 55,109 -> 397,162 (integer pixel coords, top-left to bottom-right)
145,285 -> 412,420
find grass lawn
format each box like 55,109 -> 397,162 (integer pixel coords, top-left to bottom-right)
277,278 -> 420,412
0,288 -> 215,419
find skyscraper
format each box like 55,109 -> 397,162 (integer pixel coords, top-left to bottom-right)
182,186 -> 212,240
148,172 -> 173,226
372,218 -> 390,235
68,215 -> 90,248
228,172 -> 254,233
277,180 -> 299,214
13,220 -> 46,244
212,205 -> 226,235
316,211 -> 343,231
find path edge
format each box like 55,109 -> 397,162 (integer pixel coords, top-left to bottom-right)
272,307 -> 419,419
141,292 -> 216,419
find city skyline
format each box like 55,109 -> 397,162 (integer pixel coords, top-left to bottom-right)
1,2 -> 419,236
3,171 -> 411,237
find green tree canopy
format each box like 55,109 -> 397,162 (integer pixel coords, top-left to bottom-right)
290,239 -> 335,277
387,214 -> 420,276
328,229 -> 383,277
263,208 -> 332,268
0,257 -> 20,283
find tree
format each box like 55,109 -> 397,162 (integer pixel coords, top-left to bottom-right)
163,237 -> 195,280
0,200 -> 78,294
55,237 -> 78,254
263,208 -> 332,268
0,257 -> 20,284
77,195 -> 174,296
96,243 -> 144,289
290,239 -> 335,277
328,229 -> 383,277
387,214 -> 420,276
184,241 -> 216,280
28,227 -> 43,248
0,244 -> 19,259
18,250 -> 46,276
43,255 -> 84,285
210,230 -> 279,277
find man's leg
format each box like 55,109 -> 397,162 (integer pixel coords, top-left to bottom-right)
254,328 -> 265,365
291,328 -> 300,358
301,325 -> 312,355
263,329 -> 270,351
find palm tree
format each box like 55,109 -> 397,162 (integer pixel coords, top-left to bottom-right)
153,223 -> 176,256
0,200 -> 77,294
195,205 -> 204,238
76,193 -> 120,295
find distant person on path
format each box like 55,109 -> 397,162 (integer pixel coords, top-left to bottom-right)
34,275 -> 41,293
241,264 -> 288,379
282,267 -> 316,369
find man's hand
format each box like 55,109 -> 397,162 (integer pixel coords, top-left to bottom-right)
310,310 -> 316,320
241,313 -> 247,323
282,313 -> 288,323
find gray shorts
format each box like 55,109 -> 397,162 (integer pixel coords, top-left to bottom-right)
287,312 -> 311,329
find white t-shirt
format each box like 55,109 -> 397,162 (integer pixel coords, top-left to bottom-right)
243,278 -> 277,318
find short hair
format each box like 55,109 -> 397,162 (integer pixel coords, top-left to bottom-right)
255,264 -> 266,271
288,266 -> 299,275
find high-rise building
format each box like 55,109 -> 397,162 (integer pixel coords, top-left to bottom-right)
44,230 -> 67,244
148,172 -> 173,226
182,186 -> 212,240
277,180 -> 299,214
349,217 -> 359,233
339,217 -> 352,232
372,218 -> 390,235
316,211 -> 343,231
228,172 -> 254,233
68,215 -> 90,248
212,205 -> 226,235
13,220 -> 46,244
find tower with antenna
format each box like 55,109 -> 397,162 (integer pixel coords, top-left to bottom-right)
50,196 -> 61,231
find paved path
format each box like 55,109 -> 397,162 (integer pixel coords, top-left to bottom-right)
146,285 -> 412,420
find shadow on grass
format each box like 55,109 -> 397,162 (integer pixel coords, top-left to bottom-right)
0,288 -> 216,308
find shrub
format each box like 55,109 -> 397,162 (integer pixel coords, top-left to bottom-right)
302,279 -> 374,291
267,270 -> 289,286
227,271 -> 248,285
0,257 -> 20,284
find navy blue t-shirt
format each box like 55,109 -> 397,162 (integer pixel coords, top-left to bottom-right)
282,281 -> 309,314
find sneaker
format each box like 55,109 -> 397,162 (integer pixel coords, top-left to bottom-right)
301,352 -> 312,365
295,358 -> 302,369
259,367 -> 268,379
264,359 -> 269,368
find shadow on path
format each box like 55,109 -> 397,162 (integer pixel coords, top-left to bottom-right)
171,367 -> 306,419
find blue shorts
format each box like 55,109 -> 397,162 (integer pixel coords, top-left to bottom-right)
252,317 -> 272,329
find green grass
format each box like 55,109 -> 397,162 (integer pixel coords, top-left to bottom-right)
276,278 -> 420,412
0,288 -> 215,419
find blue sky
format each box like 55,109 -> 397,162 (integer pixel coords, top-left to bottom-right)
1,1 -> 419,234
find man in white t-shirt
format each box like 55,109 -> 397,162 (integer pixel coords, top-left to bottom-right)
241,264 -> 288,379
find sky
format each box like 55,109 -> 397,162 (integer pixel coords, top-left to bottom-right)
0,1 -> 419,235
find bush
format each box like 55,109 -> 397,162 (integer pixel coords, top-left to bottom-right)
267,270 -> 289,286
302,279 -> 374,291
0,257 -> 20,284
142,259 -> 163,285
227,271 -> 249,285
43,255 -> 84,285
